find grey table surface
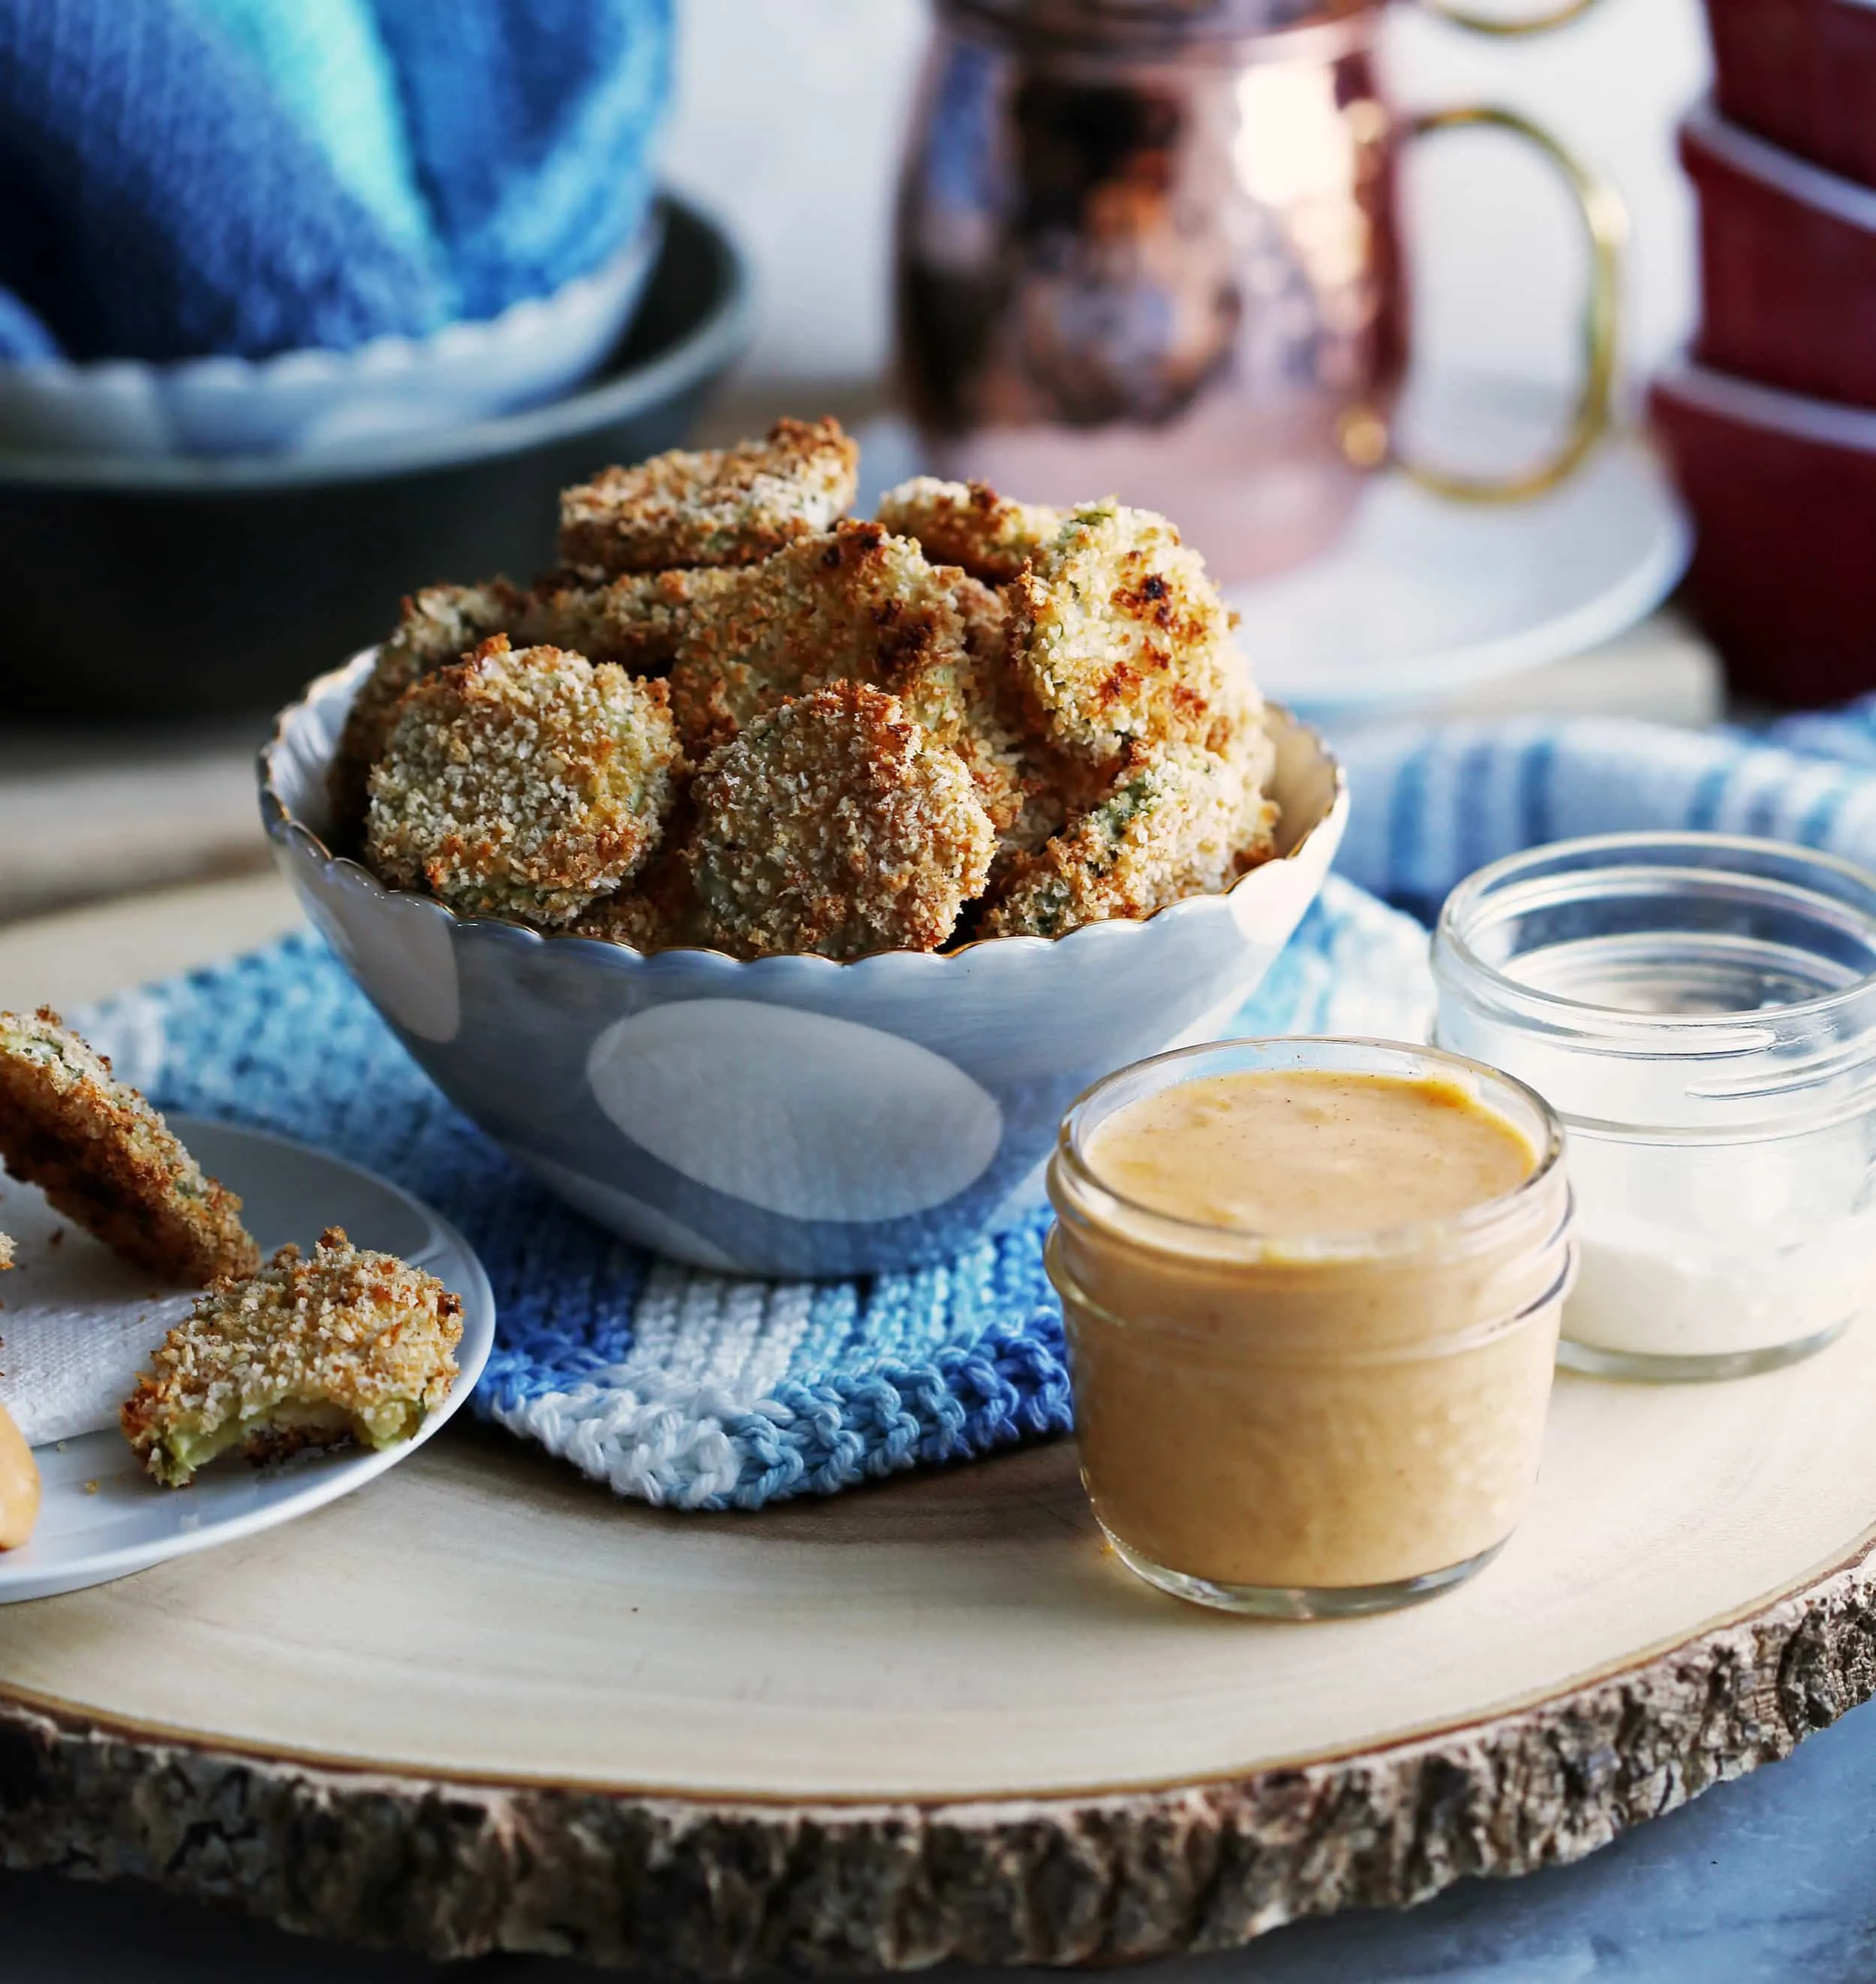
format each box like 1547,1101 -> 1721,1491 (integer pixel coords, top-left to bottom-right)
11,1690 -> 1876,1982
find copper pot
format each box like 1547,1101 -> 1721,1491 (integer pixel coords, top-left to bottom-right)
895,0 -> 1622,583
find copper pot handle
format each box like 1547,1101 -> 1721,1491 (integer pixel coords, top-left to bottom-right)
1418,0 -> 1601,35
1337,106 -> 1627,504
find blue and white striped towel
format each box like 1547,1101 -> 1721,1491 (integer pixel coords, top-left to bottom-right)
77,695 -> 1876,1511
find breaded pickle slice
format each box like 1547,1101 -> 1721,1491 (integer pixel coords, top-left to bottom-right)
666,523 -> 1029,837
687,682 -> 997,960
122,1228 -> 463,1488
0,1010 -> 258,1285
330,572 -> 708,835
1011,500 -> 1257,763
666,522 -> 967,747
978,742 -> 1252,941
330,581 -> 521,834
366,639 -> 682,926
873,476 -> 1063,585
559,416 -> 858,575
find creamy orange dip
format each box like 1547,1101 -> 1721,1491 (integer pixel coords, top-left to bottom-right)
1084,1070 -> 1537,1239
0,1402 -> 41,1552
1049,1064 -> 1570,1601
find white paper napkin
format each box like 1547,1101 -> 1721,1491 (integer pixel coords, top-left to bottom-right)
0,1172 -> 196,1447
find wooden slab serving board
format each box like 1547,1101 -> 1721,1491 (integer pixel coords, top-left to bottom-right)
4,880 -> 1876,1973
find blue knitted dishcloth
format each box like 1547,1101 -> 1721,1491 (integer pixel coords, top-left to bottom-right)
78,876 -> 1431,1513
0,0 -> 672,361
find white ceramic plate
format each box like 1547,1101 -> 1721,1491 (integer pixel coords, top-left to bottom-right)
1225,381 -> 1692,714
0,1117 -> 493,1604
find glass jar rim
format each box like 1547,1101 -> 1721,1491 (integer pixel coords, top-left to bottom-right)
1436,831 -> 1876,1033
1052,1035 -> 1568,1262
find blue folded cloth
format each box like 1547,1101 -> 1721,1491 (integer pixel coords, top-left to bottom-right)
0,0 -> 671,362
75,695 -> 1876,1512
1333,702 -> 1876,924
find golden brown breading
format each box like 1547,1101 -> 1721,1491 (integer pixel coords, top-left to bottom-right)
661,526 -> 1032,844
366,639 -> 682,926
567,844 -> 705,953
330,580 -> 524,834
977,742 -> 1256,941
1010,500 -> 1258,764
329,572 -> 718,837
525,565 -> 732,675
0,1232 -> 12,1270
874,476 -> 1064,585
1222,711 -> 1282,870
945,573 -> 1075,864
120,1227 -> 463,1488
0,1009 -> 259,1285
558,416 -> 859,576
687,683 -> 997,960
666,522 -> 966,747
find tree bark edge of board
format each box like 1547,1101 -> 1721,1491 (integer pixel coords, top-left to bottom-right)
3,1548 -> 1873,1974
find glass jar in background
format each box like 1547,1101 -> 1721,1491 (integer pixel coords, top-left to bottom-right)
1046,1036 -> 1574,1617
1434,834 -> 1876,1383
894,0 -> 1622,585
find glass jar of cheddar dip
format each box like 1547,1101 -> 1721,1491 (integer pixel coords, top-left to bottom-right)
1436,834 -> 1876,1383
1045,1038 -> 1574,1618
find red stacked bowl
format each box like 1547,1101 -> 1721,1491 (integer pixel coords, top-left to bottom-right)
1652,0 -> 1876,704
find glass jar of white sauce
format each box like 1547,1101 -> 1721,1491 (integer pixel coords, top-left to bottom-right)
1433,834 -> 1876,1381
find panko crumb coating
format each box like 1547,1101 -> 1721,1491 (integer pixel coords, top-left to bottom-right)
977,743 -> 1255,941
0,1009 -> 259,1285
666,522 -> 965,748
366,639 -> 682,927
526,565 -> 730,675
1011,500 -> 1256,764
1223,713 -> 1282,870
949,573 -> 1072,864
667,524 -> 1029,838
121,1227 -> 463,1489
569,846 -> 704,952
331,570 -> 714,835
687,682 -> 996,960
558,416 -> 859,576
331,581 -> 522,833
873,476 -> 1064,585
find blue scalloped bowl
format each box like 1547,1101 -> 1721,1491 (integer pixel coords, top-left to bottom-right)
263,653 -> 1347,1278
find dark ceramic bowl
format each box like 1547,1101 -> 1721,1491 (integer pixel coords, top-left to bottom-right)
1683,105 -> 1876,410
1705,0 -> 1876,190
0,195 -> 749,721
1651,360 -> 1876,708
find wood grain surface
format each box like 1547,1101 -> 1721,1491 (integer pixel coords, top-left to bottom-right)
3,878 -> 1874,1973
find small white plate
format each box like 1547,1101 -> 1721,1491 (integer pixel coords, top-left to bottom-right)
0,1117 -> 493,1604
1226,382 -> 1692,714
